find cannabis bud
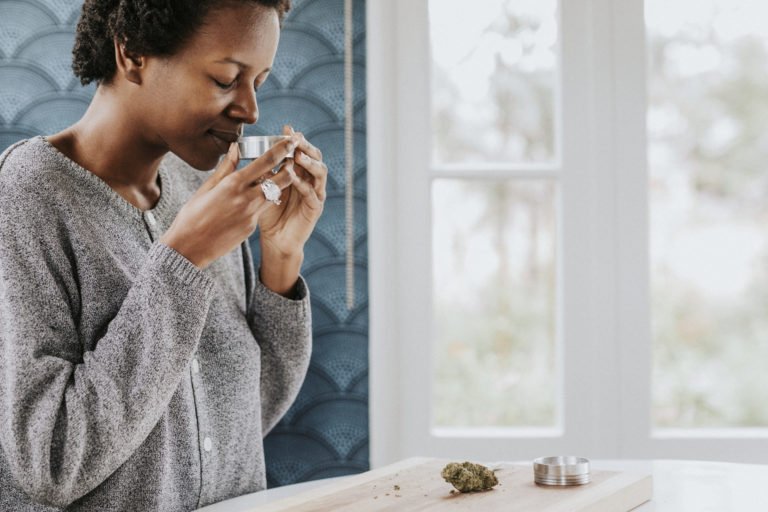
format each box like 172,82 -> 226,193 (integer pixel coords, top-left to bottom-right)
441,461 -> 498,493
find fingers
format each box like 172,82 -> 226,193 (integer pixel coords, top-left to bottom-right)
237,135 -> 299,187
245,161 -> 295,204
259,164 -> 294,189
296,139 -> 322,162
281,125 -> 322,162
293,150 -> 328,201
284,160 -> 323,208
251,126 -> 326,205
280,127 -> 326,200
200,142 -> 239,193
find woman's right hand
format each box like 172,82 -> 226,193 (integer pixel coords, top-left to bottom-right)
160,135 -> 299,269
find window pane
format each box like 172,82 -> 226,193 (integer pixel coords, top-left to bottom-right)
647,0 -> 768,427
428,0 -> 559,165
432,179 -> 558,427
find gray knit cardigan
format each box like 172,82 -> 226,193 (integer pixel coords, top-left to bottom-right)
0,136 -> 312,511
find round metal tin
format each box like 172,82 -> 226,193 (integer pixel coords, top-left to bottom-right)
533,456 -> 591,486
237,135 -> 293,159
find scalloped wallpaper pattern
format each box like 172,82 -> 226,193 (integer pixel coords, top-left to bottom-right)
0,0 -> 369,488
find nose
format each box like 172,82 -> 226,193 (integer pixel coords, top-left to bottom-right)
227,86 -> 259,125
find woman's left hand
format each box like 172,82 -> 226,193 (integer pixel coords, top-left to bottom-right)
257,125 -> 327,263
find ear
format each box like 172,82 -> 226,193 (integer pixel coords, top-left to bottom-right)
113,37 -> 145,85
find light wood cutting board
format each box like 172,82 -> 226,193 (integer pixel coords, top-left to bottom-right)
251,457 -> 653,511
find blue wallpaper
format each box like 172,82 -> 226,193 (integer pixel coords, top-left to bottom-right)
0,0 -> 369,488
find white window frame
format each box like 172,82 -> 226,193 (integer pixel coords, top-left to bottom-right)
367,0 -> 768,467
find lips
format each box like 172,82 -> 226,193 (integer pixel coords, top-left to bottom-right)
208,129 -> 240,144
207,128 -> 242,155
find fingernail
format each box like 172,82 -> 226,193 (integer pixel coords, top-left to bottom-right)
289,126 -> 295,134
229,142 -> 239,160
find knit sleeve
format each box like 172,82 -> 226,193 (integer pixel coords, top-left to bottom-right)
241,243 -> 312,435
0,188 -> 214,507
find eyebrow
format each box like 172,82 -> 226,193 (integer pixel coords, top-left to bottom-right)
215,57 -> 271,74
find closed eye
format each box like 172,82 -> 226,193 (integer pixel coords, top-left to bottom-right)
214,78 -> 236,90
214,78 -> 261,94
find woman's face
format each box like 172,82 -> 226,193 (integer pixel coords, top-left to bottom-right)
136,3 -> 280,170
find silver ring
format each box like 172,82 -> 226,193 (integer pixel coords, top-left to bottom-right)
533,456 -> 590,486
260,178 -> 282,205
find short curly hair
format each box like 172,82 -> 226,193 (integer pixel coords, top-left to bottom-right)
72,0 -> 291,86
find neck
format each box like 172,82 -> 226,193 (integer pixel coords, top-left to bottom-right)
51,85 -> 166,209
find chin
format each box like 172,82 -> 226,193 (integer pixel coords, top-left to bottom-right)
172,148 -> 221,171
188,156 -> 220,171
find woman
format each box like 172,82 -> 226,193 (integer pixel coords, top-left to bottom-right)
0,0 -> 326,509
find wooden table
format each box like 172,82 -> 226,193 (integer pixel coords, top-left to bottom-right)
197,459 -> 768,511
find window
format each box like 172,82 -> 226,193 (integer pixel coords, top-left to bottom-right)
429,0 -> 560,430
647,0 -> 768,429
368,0 -> 768,465
432,179 -> 558,429
430,0 -> 558,165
